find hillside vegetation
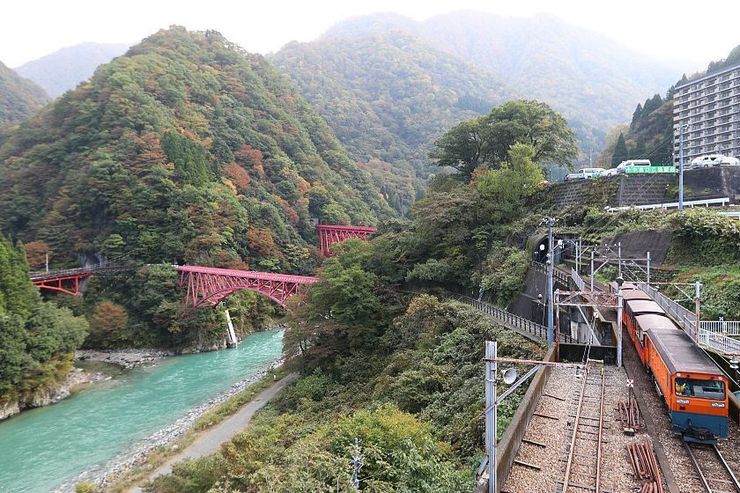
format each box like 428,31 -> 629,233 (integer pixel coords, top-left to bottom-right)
273,33 -> 512,214
15,42 -> 129,97
0,27 -> 394,350
0,60 -> 48,125
0,235 -> 88,409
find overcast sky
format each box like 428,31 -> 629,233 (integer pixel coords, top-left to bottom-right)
1,0 -> 738,71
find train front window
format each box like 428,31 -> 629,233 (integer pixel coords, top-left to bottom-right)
674,378 -> 725,400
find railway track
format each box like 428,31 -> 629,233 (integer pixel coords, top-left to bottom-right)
684,442 -> 740,493
559,360 -> 607,493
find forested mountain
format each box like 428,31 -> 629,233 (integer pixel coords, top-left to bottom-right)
273,33 -> 513,214
0,26 -> 392,272
0,60 -> 48,125
322,11 -> 681,152
15,42 -> 129,97
0,26 -> 395,349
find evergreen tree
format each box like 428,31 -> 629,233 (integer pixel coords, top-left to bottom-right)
611,133 -> 629,167
630,104 -> 643,129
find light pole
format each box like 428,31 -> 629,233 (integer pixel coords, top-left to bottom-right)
544,218 -> 556,346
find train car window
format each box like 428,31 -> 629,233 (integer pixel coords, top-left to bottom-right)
675,378 -> 725,400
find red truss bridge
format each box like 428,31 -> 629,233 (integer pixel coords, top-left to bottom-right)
177,265 -> 318,308
29,264 -> 127,296
316,224 -> 377,256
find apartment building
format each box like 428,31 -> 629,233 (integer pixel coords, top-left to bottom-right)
673,63 -> 740,164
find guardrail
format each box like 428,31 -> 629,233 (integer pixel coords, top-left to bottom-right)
606,197 -> 731,212
530,261 -> 570,287
452,294 -> 574,344
698,332 -> 740,356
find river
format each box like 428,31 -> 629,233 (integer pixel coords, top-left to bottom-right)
0,329 -> 284,493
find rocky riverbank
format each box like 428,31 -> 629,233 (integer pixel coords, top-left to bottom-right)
63,358 -> 284,492
0,366 -> 111,421
76,349 -> 173,369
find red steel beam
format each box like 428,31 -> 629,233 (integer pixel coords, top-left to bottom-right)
316,224 -> 377,256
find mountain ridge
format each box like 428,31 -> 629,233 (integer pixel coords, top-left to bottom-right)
15,42 -> 129,97
0,60 -> 48,125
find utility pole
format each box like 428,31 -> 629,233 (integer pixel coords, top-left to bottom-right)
485,341 -> 497,493
590,250 -> 595,293
617,242 -> 622,279
616,277 -> 624,368
646,251 -> 651,285
679,123 -> 687,210
45,251 -> 49,273
694,281 -> 702,344
544,217 -> 556,346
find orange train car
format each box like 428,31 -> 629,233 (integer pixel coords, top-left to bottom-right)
619,284 -> 728,443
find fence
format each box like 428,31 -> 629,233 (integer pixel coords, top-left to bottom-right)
701,321 -> 740,336
452,294 -> 574,344
606,196 -> 731,212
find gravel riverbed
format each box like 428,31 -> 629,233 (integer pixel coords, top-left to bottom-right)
54,358 -> 284,492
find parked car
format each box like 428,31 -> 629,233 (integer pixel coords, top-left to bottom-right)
615,159 -> 651,173
689,154 -> 740,168
602,167 -> 619,177
564,167 -> 605,181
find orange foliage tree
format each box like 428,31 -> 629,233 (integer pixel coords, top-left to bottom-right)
91,301 -> 128,334
24,241 -> 51,269
224,163 -> 251,191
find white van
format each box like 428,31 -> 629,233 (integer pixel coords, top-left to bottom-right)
564,167 -> 606,181
689,154 -> 740,168
616,159 -> 651,173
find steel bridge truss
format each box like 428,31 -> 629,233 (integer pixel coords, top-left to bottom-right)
316,224 -> 377,256
177,265 -> 318,308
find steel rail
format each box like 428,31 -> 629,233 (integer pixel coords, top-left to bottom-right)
684,442 -> 740,493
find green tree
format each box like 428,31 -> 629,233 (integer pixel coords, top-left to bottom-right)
611,132 -> 628,167
431,100 -> 577,179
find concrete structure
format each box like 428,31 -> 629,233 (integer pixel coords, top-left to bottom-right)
673,63 -> 740,164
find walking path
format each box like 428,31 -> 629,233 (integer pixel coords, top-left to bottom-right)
130,373 -> 298,492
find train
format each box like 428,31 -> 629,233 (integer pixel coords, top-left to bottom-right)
620,283 -> 729,444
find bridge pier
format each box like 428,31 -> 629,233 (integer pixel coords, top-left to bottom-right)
223,308 -> 238,348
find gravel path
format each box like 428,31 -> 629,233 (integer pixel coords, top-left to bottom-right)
129,372 -> 298,492
503,364 -> 643,493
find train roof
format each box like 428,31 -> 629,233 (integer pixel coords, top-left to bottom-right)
647,327 -> 723,376
622,289 -> 653,301
636,314 -> 677,331
626,299 -> 665,315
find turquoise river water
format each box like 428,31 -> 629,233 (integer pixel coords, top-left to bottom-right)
0,330 -> 284,493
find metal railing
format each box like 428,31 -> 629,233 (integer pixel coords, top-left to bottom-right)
29,263 -> 129,281
701,321 -> 740,336
638,283 -> 740,356
637,283 -> 697,339
452,294 -> 574,344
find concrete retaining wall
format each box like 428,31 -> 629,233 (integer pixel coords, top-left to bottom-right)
550,167 -> 740,209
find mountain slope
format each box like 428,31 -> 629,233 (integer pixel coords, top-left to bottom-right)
15,42 -> 129,97
323,12 -> 681,151
0,60 -> 48,125
273,33 -> 513,213
0,27 -> 393,272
